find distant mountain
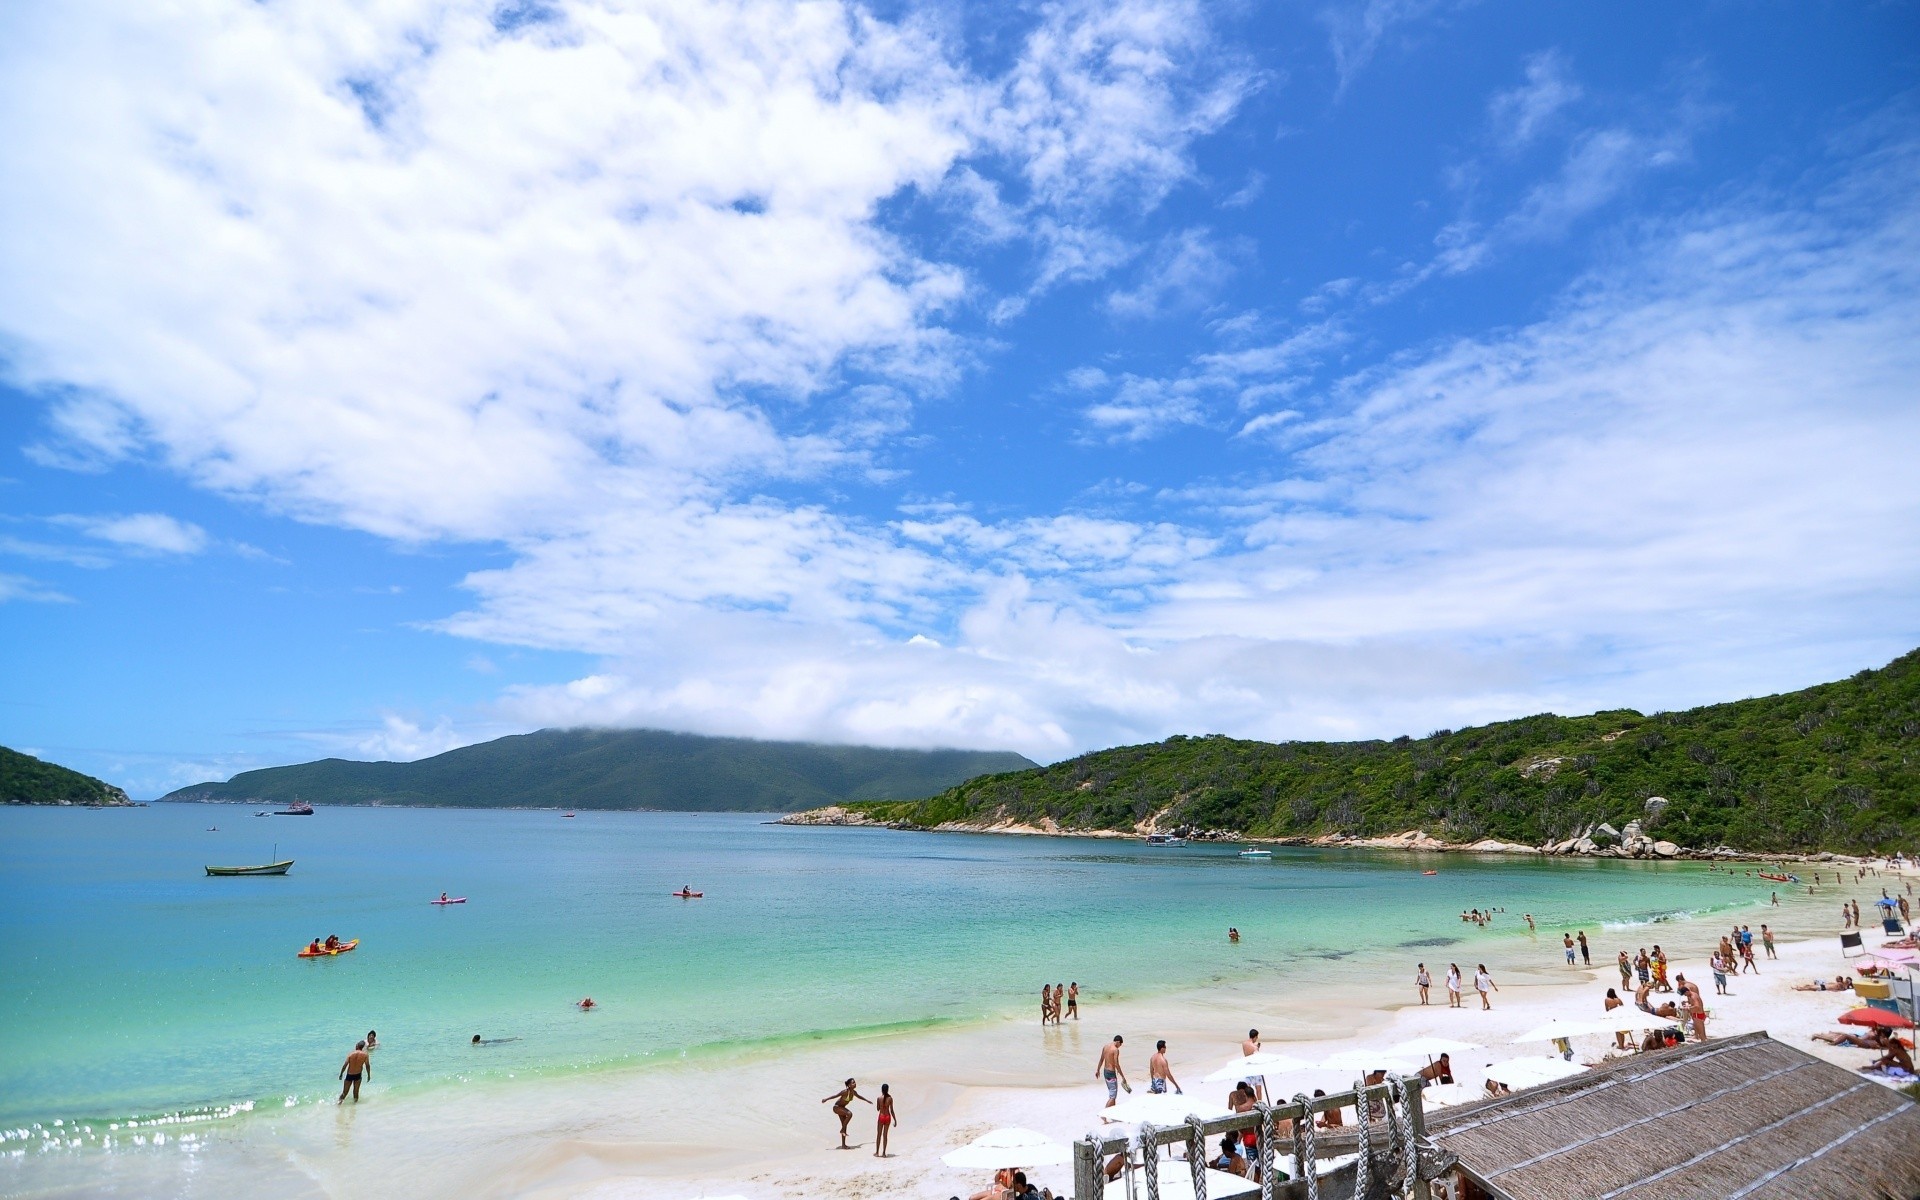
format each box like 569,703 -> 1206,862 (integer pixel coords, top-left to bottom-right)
161,728 -> 1037,812
2,746 -> 133,806
828,647 -> 1920,854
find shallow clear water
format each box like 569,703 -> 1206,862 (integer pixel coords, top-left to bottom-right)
0,805 -> 1771,1141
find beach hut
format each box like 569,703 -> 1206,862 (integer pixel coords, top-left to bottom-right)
1424,1030 -> 1920,1199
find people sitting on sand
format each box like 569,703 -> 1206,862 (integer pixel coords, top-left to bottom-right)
1792,976 -> 1856,991
1873,1035 -> 1916,1075
1213,1134 -> 1250,1177
1416,1053 -> 1454,1085
969,1167 -> 1016,1200
1815,1028 -> 1893,1049
1483,1078 -> 1510,1097
1313,1087 -> 1344,1127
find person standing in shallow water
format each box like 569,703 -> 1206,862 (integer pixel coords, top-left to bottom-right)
1067,983 -> 1079,1020
1416,963 -> 1431,1005
873,1084 -> 896,1158
821,1078 -> 868,1149
338,1040 -> 371,1104
1577,931 -> 1590,966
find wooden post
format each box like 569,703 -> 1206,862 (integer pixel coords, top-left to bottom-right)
1074,1137 -> 1103,1200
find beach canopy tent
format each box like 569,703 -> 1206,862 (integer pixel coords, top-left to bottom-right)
941,1128 -> 1074,1169
1512,1017 -> 1631,1043
1099,1093 -> 1234,1126
1199,1051 -> 1314,1083
1837,1006 -> 1915,1030
1427,1031 -> 1920,1200
1387,1037 -> 1482,1059
1877,897 -> 1901,907
1483,1057 -> 1588,1088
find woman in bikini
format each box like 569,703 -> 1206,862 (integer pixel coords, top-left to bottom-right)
821,1078 -> 869,1149
874,1083 -> 896,1157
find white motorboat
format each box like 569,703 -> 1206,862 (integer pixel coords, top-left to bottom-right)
1239,847 -> 1272,858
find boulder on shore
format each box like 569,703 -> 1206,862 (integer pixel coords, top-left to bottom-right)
1652,840 -> 1680,858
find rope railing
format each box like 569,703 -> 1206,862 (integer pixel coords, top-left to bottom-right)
1072,1076 -> 1431,1200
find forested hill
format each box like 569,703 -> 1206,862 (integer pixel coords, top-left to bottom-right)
843,649 -> 1920,854
1,746 -> 133,806
161,727 -> 1035,812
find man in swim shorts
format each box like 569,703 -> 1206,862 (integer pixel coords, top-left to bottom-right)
338,1040 -> 371,1103
1095,1035 -> 1129,1106
1148,1039 -> 1182,1094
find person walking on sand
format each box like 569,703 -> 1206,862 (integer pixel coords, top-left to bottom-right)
1239,1029 -> 1265,1099
1617,951 -> 1632,989
1416,963 -> 1431,1005
1096,1036 -> 1130,1107
1446,963 -> 1462,1008
1761,924 -> 1776,959
821,1078 -> 869,1149
1149,1040 -> 1182,1094
1563,934 -> 1576,966
337,1040 -> 371,1104
873,1083 -> 896,1158
1577,931 -> 1590,966
1067,982 -> 1079,1020
1474,964 -> 1497,1010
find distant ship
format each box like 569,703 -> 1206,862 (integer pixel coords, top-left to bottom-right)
273,801 -> 315,816
1144,833 -> 1187,846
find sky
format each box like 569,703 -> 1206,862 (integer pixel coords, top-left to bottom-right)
2,0 -> 1917,798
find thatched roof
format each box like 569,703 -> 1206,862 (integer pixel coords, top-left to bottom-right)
1426,1031 -> 1920,1200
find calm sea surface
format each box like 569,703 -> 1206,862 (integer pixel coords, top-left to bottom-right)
0,805 -> 1771,1142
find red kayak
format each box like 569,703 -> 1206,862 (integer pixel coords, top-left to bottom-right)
431,897 -> 467,905
672,891 -> 703,898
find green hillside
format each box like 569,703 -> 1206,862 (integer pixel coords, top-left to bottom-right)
842,649 -> 1920,854
1,746 -> 133,806
161,727 -> 1035,812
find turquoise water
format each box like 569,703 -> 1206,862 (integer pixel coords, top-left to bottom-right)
0,806 -> 1772,1140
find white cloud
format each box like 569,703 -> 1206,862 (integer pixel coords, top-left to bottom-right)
1320,0 -> 1459,97
1106,227 -> 1237,317
1488,50 -> 1581,149
53,512 -> 210,556
346,714 -> 471,762
0,572 -> 74,604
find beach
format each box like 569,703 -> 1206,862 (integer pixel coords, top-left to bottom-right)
3,806 -> 1912,1199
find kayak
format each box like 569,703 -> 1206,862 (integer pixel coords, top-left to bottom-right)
299,939 -> 359,958
672,891 -> 703,898
431,897 -> 468,904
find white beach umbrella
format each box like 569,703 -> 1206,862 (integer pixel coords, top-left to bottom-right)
1316,1049 -> 1421,1074
1200,1051 -> 1316,1083
1386,1037 -> 1482,1059
1483,1057 -> 1589,1088
1412,1082 -> 1481,1109
1512,1017 -> 1626,1043
941,1127 -> 1074,1169
1105,1167 -> 1260,1200
1100,1093 -> 1234,1125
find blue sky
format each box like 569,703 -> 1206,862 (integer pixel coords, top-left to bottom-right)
3,0 -> 1917,797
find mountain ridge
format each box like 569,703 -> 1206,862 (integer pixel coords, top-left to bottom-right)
822,649 -> 1920,855
161,727 -> 1037,812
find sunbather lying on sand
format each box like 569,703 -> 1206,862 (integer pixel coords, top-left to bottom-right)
1792,976 -> 1855,991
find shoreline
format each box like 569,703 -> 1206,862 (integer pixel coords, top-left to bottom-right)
778,805 -> 1899,866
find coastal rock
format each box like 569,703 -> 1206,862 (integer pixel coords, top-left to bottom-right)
1573,836 -> 1597,855
1644,796 -> 1669,817
1622,820 -> 1644,840
778,806 -> 885,827
1592,823 -> 1621,844
1653,840 -> 1680,858
1466,839 -> 1539,854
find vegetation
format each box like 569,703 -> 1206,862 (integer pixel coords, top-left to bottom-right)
1,746 -> 132,806
841,648 -> 1920,854
162,727 -> 1035,812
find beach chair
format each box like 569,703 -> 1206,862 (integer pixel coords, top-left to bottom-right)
1841,931 -> 1865,958
1884,917 -> 1905,936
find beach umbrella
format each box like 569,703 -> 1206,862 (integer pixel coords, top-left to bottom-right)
1105,1167 -> 1259,1200
1513,1017 -> 1629,1043
941,1128 -> 1074,1169
1100,1093 -> 1234,1125
1413,1082 -> 1482,1109
1200,1051 -> 1315,1083
1483,1057 -> 1588,1088
1838,1007 -> 1915,1030
1867,950 -> 1920,967
1386,1037 -> 1482,1059
1316,1049 -> 1421,1074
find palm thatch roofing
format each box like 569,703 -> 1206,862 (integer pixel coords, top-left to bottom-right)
1426,1030 -> 1920,1200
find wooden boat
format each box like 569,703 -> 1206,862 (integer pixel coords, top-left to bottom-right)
206,860 -> 294,876
672,890 -> 704,898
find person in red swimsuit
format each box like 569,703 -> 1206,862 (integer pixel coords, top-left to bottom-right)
874,1083 -> 896,1158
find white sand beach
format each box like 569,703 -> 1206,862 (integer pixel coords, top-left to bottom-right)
514,872 -> 1918,1200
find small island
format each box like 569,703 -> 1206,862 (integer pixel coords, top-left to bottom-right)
1,746 -> 133,806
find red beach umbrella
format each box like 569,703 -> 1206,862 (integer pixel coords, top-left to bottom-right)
1838,1007 -> 1915,1030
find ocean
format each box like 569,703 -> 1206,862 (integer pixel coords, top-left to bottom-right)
0,805 -> 1784,1192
